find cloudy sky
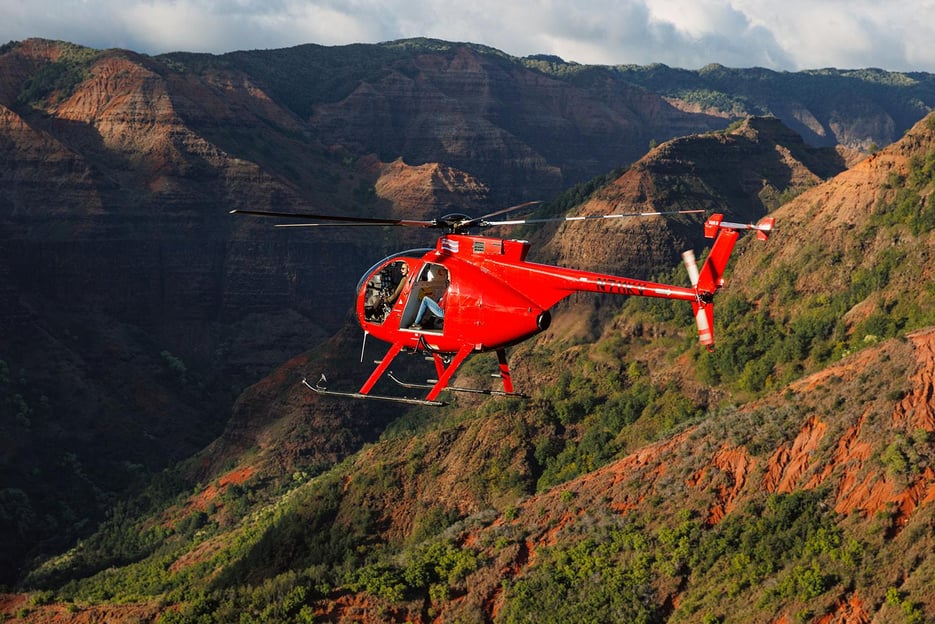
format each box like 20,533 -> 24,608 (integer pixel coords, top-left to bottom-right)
2,0 -> 934,72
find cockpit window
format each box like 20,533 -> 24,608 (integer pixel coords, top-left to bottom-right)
359,251 -> 427,325
356,249 -> 429,296
363,260 -> 410,324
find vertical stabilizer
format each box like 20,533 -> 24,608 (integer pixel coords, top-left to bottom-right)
683,214 -> 774,348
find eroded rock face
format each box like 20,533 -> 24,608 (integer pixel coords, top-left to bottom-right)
307,45 -> 729,201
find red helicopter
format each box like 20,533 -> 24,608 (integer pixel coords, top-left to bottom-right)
232,204 -> 774,405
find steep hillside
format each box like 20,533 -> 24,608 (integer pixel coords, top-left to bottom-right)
713,113 -> 935,393
7,324 -> 934,623
286,328 -> 935,623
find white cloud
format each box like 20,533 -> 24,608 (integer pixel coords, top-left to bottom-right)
0,0 -> 933,71
732,0 -> 935,71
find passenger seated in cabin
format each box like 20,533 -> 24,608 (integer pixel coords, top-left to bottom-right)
411,266 -> 448,330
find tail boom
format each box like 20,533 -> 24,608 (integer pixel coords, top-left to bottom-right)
507,212 -> 773,351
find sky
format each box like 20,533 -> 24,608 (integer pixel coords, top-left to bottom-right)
2,0 -> 935,73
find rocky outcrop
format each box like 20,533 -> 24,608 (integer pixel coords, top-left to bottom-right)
373,158 -> 489,218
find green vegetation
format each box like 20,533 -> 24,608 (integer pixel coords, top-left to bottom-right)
498,520 -> 659,623
872,150 -> 935,234
24,468 -> 194,591
532,358 -> 702,490
16,43 -> 98,108
156,570 -> 323,624
493,490 -> 869,624
348,538 -> 481,604
676,491 -> 857,614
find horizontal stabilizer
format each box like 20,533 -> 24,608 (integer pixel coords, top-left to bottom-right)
705,213 -> 775,240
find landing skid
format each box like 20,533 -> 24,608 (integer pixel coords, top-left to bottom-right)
303,345 -> 519,405
302,377 -> 448,407
388,372 -> 528,399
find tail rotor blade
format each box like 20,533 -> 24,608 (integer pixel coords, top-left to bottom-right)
682,250 -> 700,287
693,302 -> 715,350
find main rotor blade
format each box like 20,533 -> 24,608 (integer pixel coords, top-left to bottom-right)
483,208 -> 706,227
229,209 -> 436,228
459,200 -> 543,229
271,222 -> 417,228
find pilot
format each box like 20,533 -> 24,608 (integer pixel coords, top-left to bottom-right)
412,266 -> 448,329
384,261 -> 410,305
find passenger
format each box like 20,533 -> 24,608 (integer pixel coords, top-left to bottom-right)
412,266 -> 448,329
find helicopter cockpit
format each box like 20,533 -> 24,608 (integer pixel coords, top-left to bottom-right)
357,250 -> 430,325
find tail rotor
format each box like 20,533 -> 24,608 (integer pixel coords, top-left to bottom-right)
681,248 -> 714,349
682,213 -> 775,349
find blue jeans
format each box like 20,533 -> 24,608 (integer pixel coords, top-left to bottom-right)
414,297 -> 444,325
